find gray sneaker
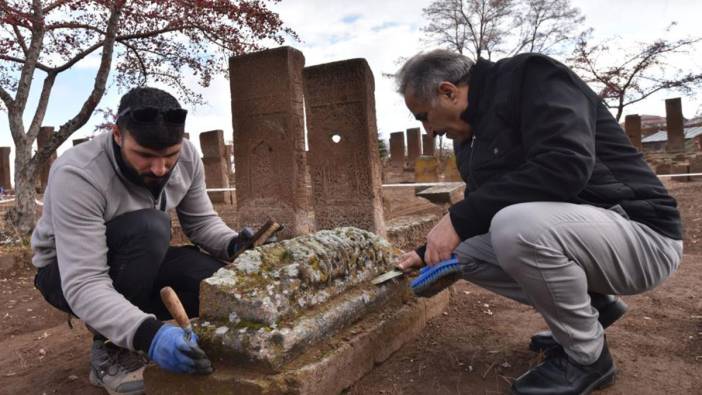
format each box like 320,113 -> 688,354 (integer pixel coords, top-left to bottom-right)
88,339 -> 147,395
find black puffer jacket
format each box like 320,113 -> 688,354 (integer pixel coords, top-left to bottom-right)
448,54 -> 682,241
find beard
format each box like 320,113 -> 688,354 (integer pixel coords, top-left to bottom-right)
113,139 -> 173,197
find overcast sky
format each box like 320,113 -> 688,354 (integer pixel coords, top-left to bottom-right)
1,0 -> 701,181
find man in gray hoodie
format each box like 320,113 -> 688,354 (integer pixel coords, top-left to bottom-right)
31,87 -> 252,395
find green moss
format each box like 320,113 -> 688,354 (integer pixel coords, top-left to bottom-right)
234,319 -> 273,332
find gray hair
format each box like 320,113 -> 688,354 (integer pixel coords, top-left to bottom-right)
395,49 -> 474,104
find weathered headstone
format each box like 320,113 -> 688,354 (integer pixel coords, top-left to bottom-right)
415,156 -> 439,182
303,58 -> 385,235
200,129 -> 226,158
224,144 -> 234,179
389,131 -> 405,168
417,183 -> 465,205
665,98 -> 685,153
670,163 -> 689,182
37,126 -> 57,193
406,127 -> 421,168
443,155 -> 462,182
624,114 -> 642,150
0,146 -> 11,190
230,46 -> 314,238
694,135 -> 702,152
689,155 -> 702,181
200,129 -> 232,204
655,162 -> 672,175
422,133 -> 435,156
145,227 -> 450,394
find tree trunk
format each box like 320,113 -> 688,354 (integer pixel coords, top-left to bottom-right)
6,141 -> 38,236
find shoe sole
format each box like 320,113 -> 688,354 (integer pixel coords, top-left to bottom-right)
510,367 -> 617,395
580,366 -> 617,395
89,369 -> 144,395
529,299 -> 629,352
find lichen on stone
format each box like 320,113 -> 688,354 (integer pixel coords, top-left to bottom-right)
201,227 -> 400,327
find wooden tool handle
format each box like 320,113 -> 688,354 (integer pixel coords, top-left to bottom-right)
160,286 -> 191,330
253,222 -> 282,247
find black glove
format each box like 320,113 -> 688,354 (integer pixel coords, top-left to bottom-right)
227,227 -> 279,258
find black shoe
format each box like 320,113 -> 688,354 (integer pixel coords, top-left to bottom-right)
529,293 -> 628,352
512,339 -> 617,395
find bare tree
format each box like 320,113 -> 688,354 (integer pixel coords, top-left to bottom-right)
422,0 -> 514,60
421,0 -> 583,61
511,0 -> 584,55
0,0 -> 295,235
569,25 -> 702,121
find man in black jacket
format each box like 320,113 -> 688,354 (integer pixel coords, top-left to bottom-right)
394,50 -> 683,394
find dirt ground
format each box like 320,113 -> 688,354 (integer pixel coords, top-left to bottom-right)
0,180 -> 700,395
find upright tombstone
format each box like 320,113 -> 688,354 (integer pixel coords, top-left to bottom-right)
406,127 -> 422,167
230,46 -> 314,238
37,126 -> 57,193
389,131 -> 405,168
422,133 -> 435,156
665,98 -> 685,152
199,129 -> 232,204
624,114 -> 642,150
303,59 -> 385,235
415,156 -> 439,182
443,155 -> 462,182
0,147 -> 11,190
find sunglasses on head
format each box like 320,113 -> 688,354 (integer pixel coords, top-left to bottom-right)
117,106 -> 188,125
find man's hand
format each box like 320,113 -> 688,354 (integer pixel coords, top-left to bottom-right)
148,325 -> 213,374
425,213 -> 460,266
396,250 -> 423,272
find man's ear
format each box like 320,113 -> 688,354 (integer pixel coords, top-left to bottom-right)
438,81 -> 458,101
112,125 -> 122,146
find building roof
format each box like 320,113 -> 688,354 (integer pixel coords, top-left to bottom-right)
641,126 -> 702,143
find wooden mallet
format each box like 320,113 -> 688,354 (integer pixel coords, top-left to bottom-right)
159,286 -> 193,341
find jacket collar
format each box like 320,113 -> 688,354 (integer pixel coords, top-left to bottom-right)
461,58 -> 494,126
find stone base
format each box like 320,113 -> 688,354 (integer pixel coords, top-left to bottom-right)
386,214 -> 441,251
144,290 -> 450,394
416,183 -> 465,205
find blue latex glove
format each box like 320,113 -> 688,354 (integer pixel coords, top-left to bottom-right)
148,324 -> 213,374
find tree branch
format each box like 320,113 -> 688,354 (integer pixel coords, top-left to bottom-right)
47,0 -> 124,155
42,0 -> 74,14
0,54 -> 53,72
26,72 -> 57,144
0,85 -> 15,110
12,24 -> 29,56
14,0 -> 46,115
49,24 -> 189,74
117,39 -> 148,83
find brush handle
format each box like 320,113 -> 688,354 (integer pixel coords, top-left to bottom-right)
160,286 -> 191,331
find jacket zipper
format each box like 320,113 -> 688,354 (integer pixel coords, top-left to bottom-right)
468,135 -> 477,189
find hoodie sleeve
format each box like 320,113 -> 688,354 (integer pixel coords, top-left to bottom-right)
49,165 -> 156,350
176,144 -> 238,259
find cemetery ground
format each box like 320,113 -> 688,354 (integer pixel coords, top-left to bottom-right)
0,180 -> 700,395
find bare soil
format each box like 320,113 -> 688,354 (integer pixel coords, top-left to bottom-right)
0,180 -> 700,395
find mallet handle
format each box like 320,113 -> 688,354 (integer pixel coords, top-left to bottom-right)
160,286 -> 191,331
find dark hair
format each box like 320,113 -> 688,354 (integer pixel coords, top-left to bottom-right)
116,87 -> 185,149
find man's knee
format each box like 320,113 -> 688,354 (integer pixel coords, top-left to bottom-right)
106,208 -> 171,263
489,203 -> 554,272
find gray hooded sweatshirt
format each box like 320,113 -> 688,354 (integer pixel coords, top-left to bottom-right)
31,132 -> 237,350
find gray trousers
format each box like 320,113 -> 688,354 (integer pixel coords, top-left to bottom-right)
453,202 -> 683,365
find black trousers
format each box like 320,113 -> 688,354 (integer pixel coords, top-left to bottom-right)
34,208 -> 225,321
